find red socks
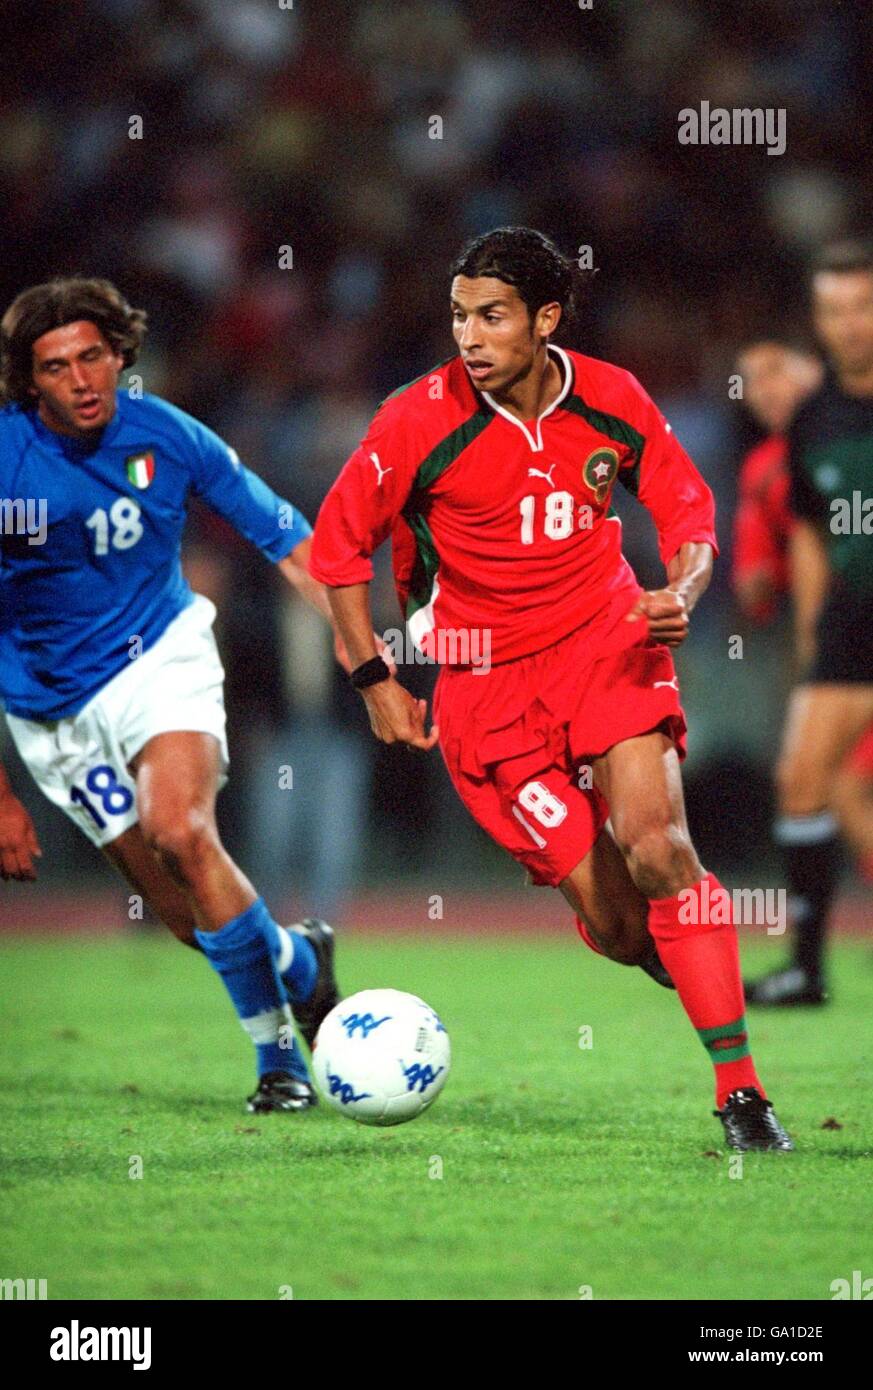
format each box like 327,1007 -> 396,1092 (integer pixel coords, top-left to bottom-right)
647,873 -> 765,1108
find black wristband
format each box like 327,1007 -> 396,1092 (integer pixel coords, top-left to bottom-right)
350,655 -> 391,690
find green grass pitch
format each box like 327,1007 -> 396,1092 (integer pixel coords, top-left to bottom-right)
1,931 -> 871,1300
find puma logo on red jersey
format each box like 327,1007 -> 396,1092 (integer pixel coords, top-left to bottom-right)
528,464 -> 556,486
370,452 -> 392,486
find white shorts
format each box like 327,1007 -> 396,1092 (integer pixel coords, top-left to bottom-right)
6,594 -> 230,848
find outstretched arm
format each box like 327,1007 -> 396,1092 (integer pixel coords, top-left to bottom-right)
277,536 -> 335,624
277,536 -> 394,677
0,760 -> 42,881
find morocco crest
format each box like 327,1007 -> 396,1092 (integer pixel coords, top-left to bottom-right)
125,451 -> 155,489
582,446 -> 619,504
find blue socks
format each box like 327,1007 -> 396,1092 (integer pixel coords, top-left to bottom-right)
272,923 -> 318,1005
195,898 -> 311,1081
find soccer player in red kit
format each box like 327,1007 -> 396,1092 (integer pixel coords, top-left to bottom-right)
310,227 -> 792,1151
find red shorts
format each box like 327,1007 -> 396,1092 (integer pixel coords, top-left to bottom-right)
434,619 -> 687,887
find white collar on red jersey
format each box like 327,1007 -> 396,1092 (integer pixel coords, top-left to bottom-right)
479,344 -> 573,453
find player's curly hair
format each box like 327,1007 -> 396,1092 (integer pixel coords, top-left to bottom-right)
450,226 -> 594,341
0,277 -> 147,407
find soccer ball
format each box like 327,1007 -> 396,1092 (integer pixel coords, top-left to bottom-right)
312,988 -> 451,1126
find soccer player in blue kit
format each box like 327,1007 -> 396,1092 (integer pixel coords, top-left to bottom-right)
0,277 -> 347,1114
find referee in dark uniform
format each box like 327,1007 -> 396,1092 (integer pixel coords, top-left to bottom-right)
747,239 -> 873,1006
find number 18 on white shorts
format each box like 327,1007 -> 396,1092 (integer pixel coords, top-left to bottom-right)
5,595 -> 230,848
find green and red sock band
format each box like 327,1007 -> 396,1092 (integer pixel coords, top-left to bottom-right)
697,1015 -> 750,1064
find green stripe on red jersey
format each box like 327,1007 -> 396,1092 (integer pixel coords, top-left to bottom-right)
411,407 -> 493,492
563,394 -> 646,496
401,406 -> 493,619
403,512 -> 440,619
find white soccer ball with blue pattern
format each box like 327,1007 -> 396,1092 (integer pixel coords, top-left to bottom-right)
312,988 -> 450,1125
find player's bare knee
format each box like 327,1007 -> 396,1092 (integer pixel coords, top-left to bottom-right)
623,825 -> 700,900
143,810 -> 217,881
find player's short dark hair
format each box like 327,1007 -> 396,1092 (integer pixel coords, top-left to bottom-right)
811,237 -> 873,279
450,227 -> 591,338
0,277 -> 147,407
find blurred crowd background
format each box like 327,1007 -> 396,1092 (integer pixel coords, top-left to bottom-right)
2,0 -> 871,920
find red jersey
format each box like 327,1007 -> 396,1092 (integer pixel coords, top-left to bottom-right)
310,346 -> 719,665
731,434 -> 794,621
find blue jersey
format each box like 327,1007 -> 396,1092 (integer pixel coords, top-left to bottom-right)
0,392 -> 311,720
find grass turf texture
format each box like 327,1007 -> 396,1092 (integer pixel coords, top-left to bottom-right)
1,932 -> 871,1301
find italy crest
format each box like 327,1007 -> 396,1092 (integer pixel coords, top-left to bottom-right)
125,451 -> 155,489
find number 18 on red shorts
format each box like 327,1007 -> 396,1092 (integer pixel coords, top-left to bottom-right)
434,620 -> 687,887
